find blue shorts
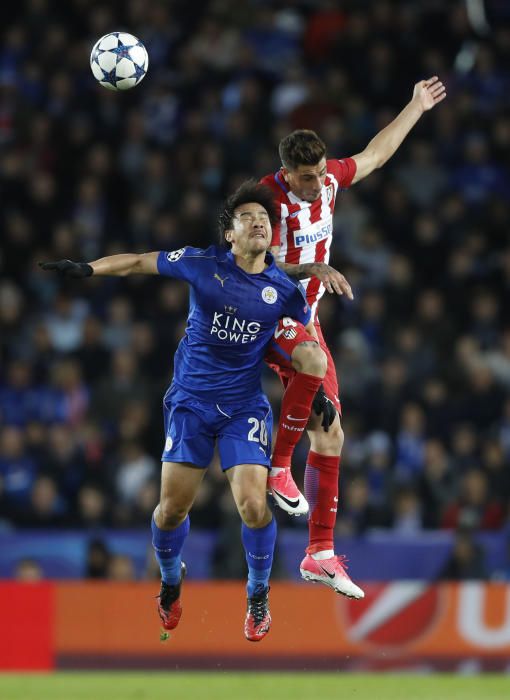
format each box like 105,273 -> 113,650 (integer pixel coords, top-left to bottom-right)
161,385 -> 273,471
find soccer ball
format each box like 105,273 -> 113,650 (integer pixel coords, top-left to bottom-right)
90,32 -> 148,91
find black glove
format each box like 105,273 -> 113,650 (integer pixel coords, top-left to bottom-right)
39,260 -> 93,278
312,383 -> 337,432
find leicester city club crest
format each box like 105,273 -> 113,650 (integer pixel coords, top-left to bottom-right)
262,286 -> 278,304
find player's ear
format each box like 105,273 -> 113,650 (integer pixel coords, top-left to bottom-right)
281,167 -> 290,183
224,229 -> 233,244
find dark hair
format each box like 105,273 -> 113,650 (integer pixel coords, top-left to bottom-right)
278,129 -> 326,170
218,179 -> 278,247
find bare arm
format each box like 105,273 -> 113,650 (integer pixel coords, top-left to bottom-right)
351,76 -> 446,184
90,252 -> 160,276
270,245 -> 353,300
40,252 -> 161,278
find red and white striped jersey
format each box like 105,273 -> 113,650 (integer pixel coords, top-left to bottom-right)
260,158 -> 356,318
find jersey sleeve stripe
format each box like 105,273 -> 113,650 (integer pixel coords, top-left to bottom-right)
274,171 -> 289,194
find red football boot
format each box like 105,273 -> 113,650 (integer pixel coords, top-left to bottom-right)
157,562 -> 186,631
244,588 -> 271,642
268,468 -> 309,516
300,554 -> 364,598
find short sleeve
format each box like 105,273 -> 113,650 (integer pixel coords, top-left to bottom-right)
327,157 -> 357,188
157,247 -> 202,283
284,283 -> 312,327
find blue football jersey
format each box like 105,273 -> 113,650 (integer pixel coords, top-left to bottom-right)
157,245 -> 311,402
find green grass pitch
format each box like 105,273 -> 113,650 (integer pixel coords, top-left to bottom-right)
0,672 -> 508,700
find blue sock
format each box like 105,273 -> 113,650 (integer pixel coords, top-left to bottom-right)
151,513 -> 190,585
241,517 -> 277,598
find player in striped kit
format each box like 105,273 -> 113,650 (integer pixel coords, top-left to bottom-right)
262,77 -> 446,598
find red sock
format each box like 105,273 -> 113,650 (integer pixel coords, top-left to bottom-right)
304,451 -> 340,553
272,372 -> 322,468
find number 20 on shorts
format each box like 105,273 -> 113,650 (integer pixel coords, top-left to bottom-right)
247,417 -> 268,446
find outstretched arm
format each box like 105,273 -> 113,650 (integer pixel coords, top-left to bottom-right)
89,252 -> 159,276
39,252 -> 160,277
351,76 -> 446,184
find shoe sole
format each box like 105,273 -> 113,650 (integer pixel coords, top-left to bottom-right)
246,629 -> 270,642
300,568 -> 364,599
270,491 -> 309,516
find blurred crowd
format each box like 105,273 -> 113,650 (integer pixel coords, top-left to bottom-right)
1,0 -> 510,571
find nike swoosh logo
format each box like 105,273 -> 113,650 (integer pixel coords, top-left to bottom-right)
320,566 -> 336,580
286,415 -> 307,421
272,489 -> 300,509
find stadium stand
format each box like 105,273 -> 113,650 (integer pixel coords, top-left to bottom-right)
1,0 -> 509,580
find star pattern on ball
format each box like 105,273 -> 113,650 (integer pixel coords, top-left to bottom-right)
91,33 -> 148,90
132,61 -> 146,81
111,42 -> 135,61
100,66 -> 118,87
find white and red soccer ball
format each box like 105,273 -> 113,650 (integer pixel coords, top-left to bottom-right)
90,32 -> 148,91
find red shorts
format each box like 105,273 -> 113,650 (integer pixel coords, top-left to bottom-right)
265,317 -> 341,412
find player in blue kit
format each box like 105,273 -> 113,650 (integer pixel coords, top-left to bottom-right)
40,181 -> 318,642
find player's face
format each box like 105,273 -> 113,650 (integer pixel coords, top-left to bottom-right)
226,203 -> 272,256
282,158 -> 327,202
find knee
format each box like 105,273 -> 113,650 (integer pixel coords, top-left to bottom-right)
333,421 -> 344,451
311,417 -> 344,454
292,342 -> 327,378
237,496 -> 267,528
158,499 -> 189,529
